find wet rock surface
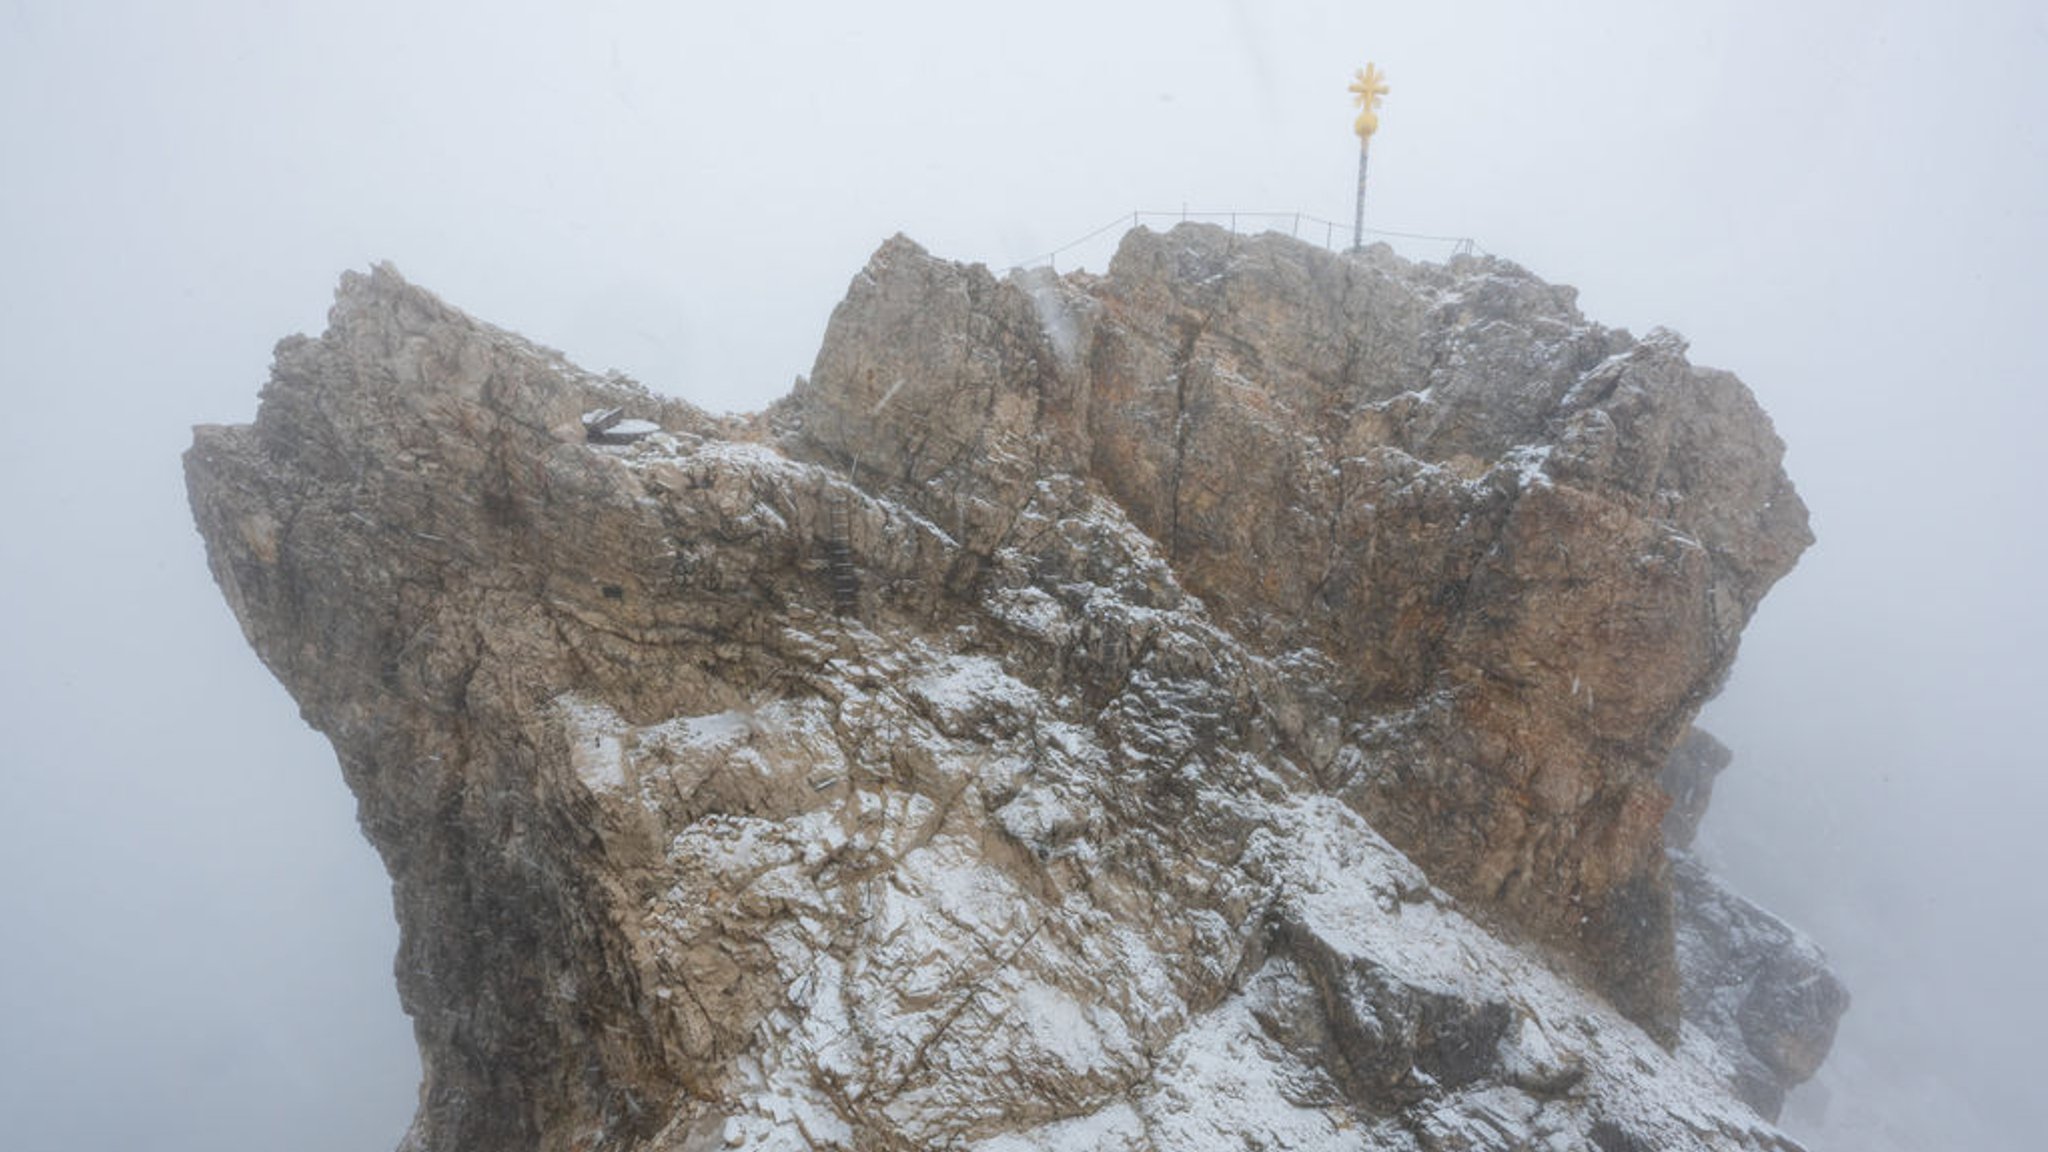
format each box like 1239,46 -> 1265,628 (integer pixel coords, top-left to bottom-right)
188,227 -> 1837,1151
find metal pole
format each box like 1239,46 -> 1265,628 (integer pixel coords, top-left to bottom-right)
1347,62 -> 1388,253
1352,141 -> 1370,251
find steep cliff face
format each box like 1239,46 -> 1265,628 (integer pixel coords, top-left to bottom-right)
187,226 -> 1842,1152
790,226 -> 1811,1036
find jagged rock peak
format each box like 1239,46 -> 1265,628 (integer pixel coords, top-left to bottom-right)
186,228 -> 1834,1152
788,224 -> 1812,1036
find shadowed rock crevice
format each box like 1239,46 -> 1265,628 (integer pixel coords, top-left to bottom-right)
188,227 -> 1837,1152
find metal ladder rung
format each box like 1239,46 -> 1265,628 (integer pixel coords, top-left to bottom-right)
823,489 -> 860,616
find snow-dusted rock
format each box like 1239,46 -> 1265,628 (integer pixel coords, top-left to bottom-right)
1673,853 -> 1850,1122
186,233 -> 1835,1152
792,225 -> 1812,1039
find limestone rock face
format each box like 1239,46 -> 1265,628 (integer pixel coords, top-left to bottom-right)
792,226 -> 1812,1037
1661,727 -> 1736,852
1672,855 -> 1851,1121
1658,731 -> 1848,1125
187,230 -> 1835,1152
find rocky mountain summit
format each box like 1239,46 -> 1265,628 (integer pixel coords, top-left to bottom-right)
187,224 -> 1846,1151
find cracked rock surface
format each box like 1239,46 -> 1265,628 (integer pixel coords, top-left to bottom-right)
187,225 -> 1839,1151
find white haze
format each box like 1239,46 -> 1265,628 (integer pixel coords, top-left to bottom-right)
2,2 -> 2041,1149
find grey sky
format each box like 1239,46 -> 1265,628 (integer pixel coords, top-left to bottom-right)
2,2 -> 2041,1149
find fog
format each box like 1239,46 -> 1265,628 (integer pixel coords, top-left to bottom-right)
2,2 -> 2041,1149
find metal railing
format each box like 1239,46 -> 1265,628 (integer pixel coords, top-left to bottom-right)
1013,209 -> 1485,272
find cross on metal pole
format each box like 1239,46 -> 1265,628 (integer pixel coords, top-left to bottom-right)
1348,62 -> 1389,252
